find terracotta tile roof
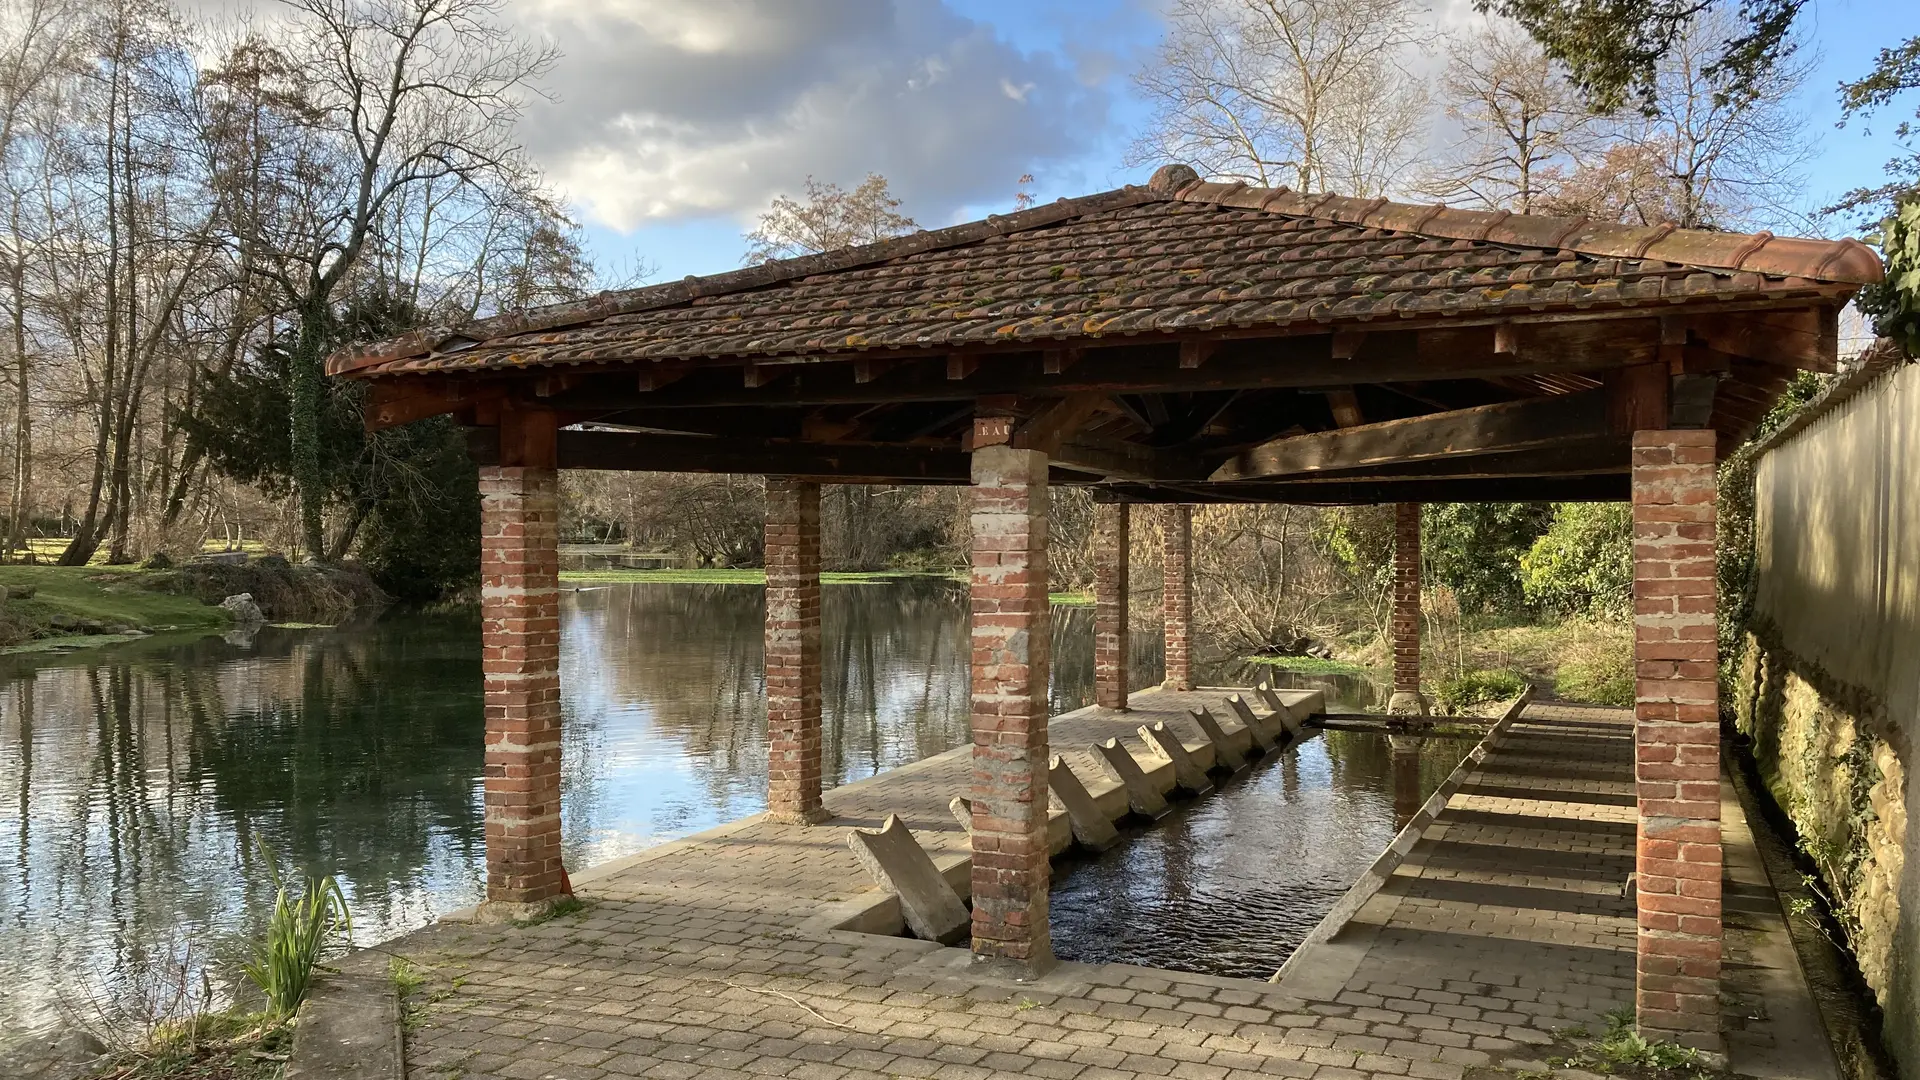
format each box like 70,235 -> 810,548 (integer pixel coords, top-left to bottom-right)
329,164 -> 1882,378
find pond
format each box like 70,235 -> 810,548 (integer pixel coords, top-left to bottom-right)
0,578 -> 1389,1031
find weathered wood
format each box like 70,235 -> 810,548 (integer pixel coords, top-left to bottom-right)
1099,475 -> 1631,504
469,428 -> 973,481
1012,392 -> 1106,456
1211,390 -> 1609,482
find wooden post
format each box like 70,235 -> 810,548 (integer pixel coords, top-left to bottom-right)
1094,502 -> 1130,710
966,415 -> 1054,976
1162,504 -> 1193,692
1631,430 -> 1722,1053
765,478 -> 826,824
1388,501 -> 1427,715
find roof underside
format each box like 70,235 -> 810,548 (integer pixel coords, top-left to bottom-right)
337,169 -> 1880,505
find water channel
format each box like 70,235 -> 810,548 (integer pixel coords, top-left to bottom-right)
0,578 -> 1437,1030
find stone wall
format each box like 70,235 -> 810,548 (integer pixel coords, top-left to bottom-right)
1738,351 -> 1918,1073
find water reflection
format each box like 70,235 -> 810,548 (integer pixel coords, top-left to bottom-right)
0,580 -> 1163,1030
1048,731 -> 1476,979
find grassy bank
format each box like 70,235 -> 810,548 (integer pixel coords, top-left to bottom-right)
1244,654 -> 1370,675
0,565 -> 229,651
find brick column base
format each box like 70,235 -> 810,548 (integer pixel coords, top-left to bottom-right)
1094,502 -> 1130,710
1632,430 -> 1723,1052
1388,501 -> 1427,716
967,419 -> 1055,977
477,466 -> 566,922
766,478 -> 827,825
1161,504 -> 1193,691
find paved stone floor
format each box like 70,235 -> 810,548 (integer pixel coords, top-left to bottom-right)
359,695 -> 1837,1080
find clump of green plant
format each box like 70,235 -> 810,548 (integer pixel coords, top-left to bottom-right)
1435,668 -> 1528,713
1551,623 -> 1635,706
243,840 -> 353,1019
1556,1007 -> 1716,1077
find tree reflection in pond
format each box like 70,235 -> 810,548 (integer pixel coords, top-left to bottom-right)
0,579 -> 1176,1031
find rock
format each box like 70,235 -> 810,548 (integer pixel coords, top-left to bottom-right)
4,584 -> 34,600
0,1026 -> 109,1080
47,612 -> 77,631
220,593 -> 265,624
141,550 -> 173,569
255,553 -> 290,570
77,619 -> 105,635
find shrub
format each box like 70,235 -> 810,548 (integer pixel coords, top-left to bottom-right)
1553,624 -> 1635,706
1520,503 -> 1632,619
1435,668 -> 1529,713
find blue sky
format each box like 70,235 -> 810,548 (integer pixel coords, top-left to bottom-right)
550,0 -> 1920,283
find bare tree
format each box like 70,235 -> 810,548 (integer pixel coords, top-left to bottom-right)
743,174 -> 915,264
245,0 -> 555,561
1542,10 -> 1812,229
1420,22 -> 1594,213
1128,0 -> 1428,195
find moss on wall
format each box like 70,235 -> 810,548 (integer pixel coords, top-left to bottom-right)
1734,624 -> 1911,1063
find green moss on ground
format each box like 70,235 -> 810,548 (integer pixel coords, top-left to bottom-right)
1244,654 -> 1370,675
0,565 -> 228,650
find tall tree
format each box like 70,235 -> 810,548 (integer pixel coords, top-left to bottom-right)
246,0 -> 553,561
1128,0 -> 1428,195
1473,0 -> 1804,114
1420,22 -> 1593,214
743,174 -> 915,264
1540,10 -> 1810,230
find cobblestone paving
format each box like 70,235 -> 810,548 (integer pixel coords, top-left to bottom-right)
366,696 -> 1830,1080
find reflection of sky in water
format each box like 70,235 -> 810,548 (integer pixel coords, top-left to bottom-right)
0,580 -> 1385,1030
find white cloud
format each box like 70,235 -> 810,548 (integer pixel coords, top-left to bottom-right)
514,0 -> 1112,232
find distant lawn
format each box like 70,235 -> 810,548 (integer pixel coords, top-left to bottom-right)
1244,654 -> 1371,676
1048,591 -> 1094,606
0,565 -> 228,650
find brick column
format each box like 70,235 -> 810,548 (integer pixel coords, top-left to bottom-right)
765,478 -> 826,824
1388,502 -> 1427,715
478,466 -> 566,918
1094,502 -> 1130,710
1161,504 -> 1193,692
1631,429 -> 1722,1051
967,416 -> 1054,975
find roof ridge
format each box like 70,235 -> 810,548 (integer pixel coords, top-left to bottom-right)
327,184 -> 1172,376
1169,179 -> 1884,287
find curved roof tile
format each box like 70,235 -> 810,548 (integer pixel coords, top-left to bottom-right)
329,164 -> 1883,377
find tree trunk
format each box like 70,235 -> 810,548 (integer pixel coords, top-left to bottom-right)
289,296 -> 329,561
6,247 -> 27,555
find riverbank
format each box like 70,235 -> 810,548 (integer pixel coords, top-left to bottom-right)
559,566 -> 1100,605
0,559 -> 387,653
0,565 -> 229,651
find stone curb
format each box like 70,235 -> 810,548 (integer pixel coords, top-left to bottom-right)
286,974 -> 403,1080
1271,688 -> 1532,984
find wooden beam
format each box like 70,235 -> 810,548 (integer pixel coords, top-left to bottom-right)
1605,363 -> 1668,433
1179,341 -> 1216,369
1103,474 -> 1631,504
1049,435 -> 1207,482
1042,347 -> 1083,375
1682,309 -> 1837,373
365,379 -> 475,431
1210,389 -> 1609,482
1011,392 -> 1106,456
1325,387 -> 1365,427
1250,436 -> 1629,483
466,429 -> 972,481
637,364 -> 687,393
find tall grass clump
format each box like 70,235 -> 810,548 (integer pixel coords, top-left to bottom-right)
243,841 -> 353,1019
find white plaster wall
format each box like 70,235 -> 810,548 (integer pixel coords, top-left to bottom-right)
1754,362 -> 1920,732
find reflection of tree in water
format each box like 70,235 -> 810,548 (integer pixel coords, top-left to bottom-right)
0,618 -> 487,1031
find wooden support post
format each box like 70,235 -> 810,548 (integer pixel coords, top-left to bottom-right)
1631,430 -> 1723,1053
966,415 -> 1054,976
1388,502 -> 1427,716
1162,504 -> 1194,691
765,478 -> 826,824
477,461 -> 566,921
1094,502 -> 1130,710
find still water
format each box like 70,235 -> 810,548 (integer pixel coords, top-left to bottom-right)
0,579 -> 1406,1030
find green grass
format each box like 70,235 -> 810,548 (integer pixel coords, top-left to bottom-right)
559,568 -> 966,585
1049,591 -> 1094,606
1244,654 -> 1370,675
0,565 -> 228,649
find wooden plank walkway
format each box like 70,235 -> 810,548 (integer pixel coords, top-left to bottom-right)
343,694 -> 1837,1080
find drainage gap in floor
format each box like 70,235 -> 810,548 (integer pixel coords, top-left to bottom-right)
1047,729 -> 1476,979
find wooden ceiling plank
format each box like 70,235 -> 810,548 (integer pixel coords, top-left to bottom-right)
1210,389 -> 1610,482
